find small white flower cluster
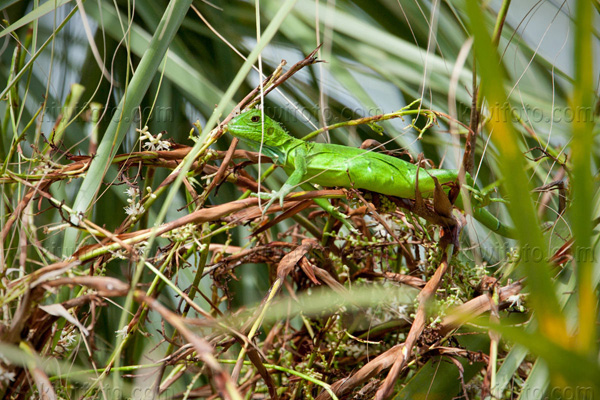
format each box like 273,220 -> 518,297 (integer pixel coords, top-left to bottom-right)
111,240 -> 149,260
115,326 -> 128,339
137,126 -> 170,151
164,223 -> 196,242
124,187 -> 145,219
32,161 -> 54,176
433,289 -> 463,324
134,241 -> 149,256
364,214 -> 402,241
507,294 -> 526,312
345,342 -> 368,358
54,329 -> 77,355
0,357 -> 15,388
472,263 -> 489,281
371,297 -> 411,325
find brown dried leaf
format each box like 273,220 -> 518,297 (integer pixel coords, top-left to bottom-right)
277,239 -> 320,280
39,304 -> 89,336
42,276 -> 129,297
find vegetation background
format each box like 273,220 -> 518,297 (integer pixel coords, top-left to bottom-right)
0,0 -> 598,399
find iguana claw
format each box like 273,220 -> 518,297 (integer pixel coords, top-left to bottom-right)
251,190 -> 286,216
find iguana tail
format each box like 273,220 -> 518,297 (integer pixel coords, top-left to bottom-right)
471,206 -> 517,239
454,173 -> 516,238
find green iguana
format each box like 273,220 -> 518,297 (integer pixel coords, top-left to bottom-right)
227,109 -> 515,238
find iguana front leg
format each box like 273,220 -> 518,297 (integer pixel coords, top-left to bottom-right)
258,147 -> 356,231
258,147 -> 308,214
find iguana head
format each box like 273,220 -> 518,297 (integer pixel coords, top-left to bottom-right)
227,110 -> 294,149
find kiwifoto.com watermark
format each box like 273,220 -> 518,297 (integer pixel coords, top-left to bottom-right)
515,243 -> 595,263
32,383 -> 176,399
518,384 -> 594,400
475,241 -> 595,263
479,103 -> 597,124
41,105 -> 176,124
255,103 -> 598,126
38,102 -> 596,127
32,242 -> 595,266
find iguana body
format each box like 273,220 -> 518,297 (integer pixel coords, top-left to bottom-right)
227,110 -> 515,238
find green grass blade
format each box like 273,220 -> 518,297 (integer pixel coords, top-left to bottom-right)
83,1 -> 227,112
62,0 -> 193,255
466,0 -> 567,354
0,0 -> 72,38
110,0 -> 300,390
570,0 -> 598,355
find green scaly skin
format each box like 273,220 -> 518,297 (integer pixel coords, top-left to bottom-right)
227,109 -> 515,238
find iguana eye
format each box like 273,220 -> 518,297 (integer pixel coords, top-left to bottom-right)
250,115 -> 260,123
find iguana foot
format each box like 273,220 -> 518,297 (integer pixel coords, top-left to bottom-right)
251,192 -> 280,216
